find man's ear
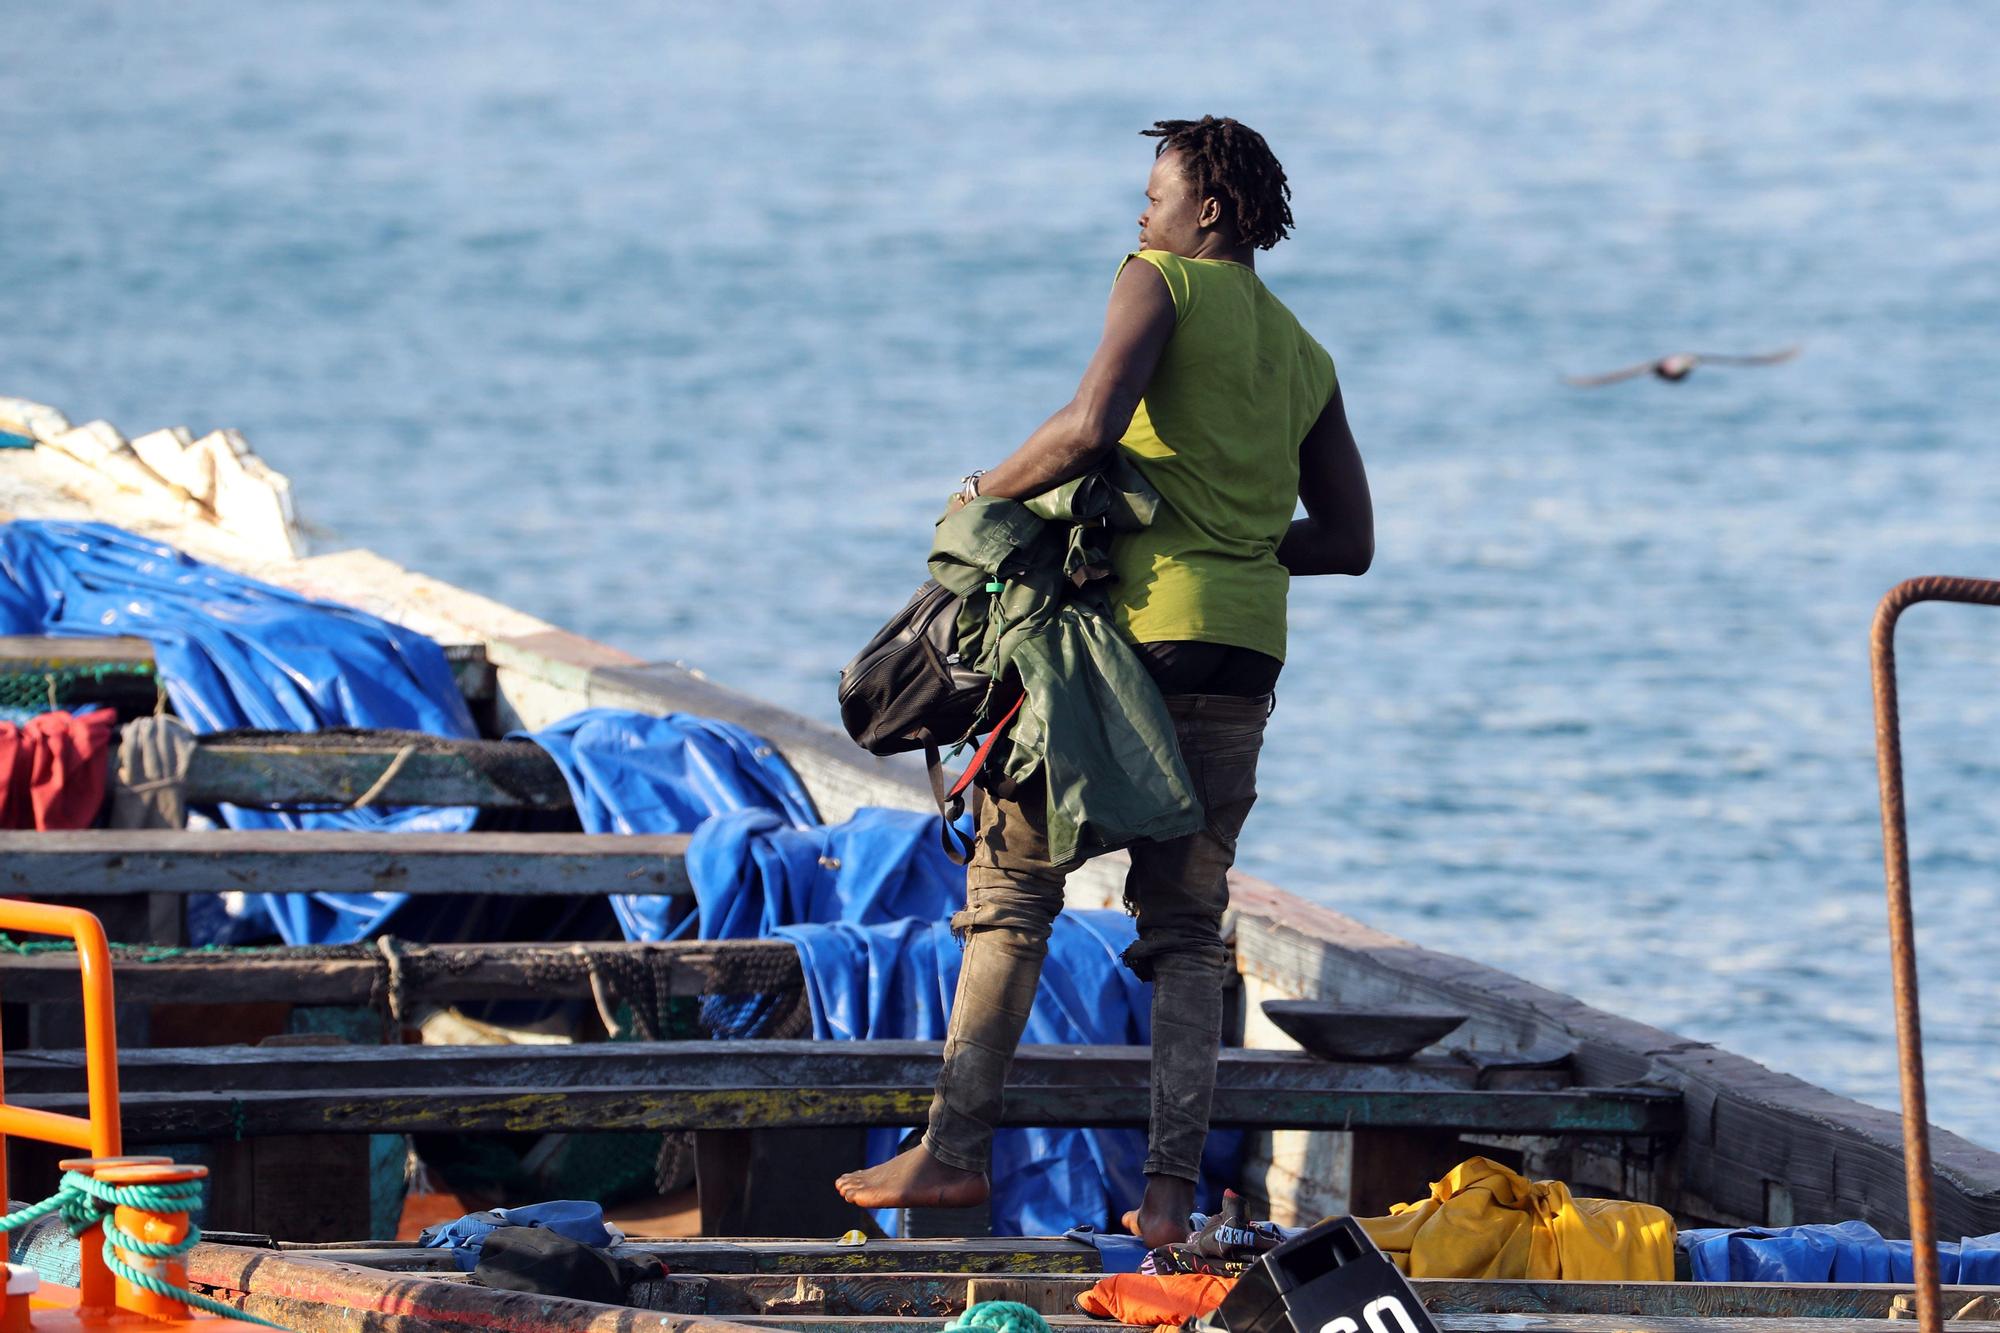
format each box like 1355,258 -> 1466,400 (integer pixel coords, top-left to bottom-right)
1198,196 -> 1223,228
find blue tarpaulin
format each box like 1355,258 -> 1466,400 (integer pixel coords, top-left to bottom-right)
687,807 -> 1239,1237
1,519 -> 1233,1235
1680,1221 -> 2000,1284
778,911 -> 1158,1237
688,806 -> 968,941
0,521 -> 474,743
0,520 -> 478,943
521,709 -> 819,941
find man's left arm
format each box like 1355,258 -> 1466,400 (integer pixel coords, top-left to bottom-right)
961,259 -> 1176,503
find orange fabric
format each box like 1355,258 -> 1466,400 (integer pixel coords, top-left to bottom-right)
1076,1273 -> 1236,1325
0,709 -> 116,830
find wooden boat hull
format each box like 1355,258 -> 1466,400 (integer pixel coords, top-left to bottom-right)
6,398 -> 2000,1323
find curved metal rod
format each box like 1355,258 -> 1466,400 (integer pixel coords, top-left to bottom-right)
0,896 -> 125,1212
1871,575 -> 2000,1333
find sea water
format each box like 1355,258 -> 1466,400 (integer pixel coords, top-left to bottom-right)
6,3 -> 1999,1148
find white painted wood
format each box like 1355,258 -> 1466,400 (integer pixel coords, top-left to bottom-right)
290,549 -> 560,644
0,396 -> 70,441
46,418 -> 125,464
130,426 -> 210,503
1237,965 -> 1353,1224
198,428 -> 301,556
12,413 -> 306,561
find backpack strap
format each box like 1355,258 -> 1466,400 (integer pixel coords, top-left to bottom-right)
927,692 -> 1027,866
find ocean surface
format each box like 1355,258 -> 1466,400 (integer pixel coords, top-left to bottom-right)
7,4 -> 2000,1149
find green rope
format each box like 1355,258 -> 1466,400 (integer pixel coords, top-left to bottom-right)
945,1300 -> 1055,1333
0,1171 -> 286,1327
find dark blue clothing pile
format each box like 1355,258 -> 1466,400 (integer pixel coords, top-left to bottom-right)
418,1199 -> 616,1272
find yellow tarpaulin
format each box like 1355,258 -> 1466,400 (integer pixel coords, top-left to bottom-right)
1353,1156 -> 1676,1281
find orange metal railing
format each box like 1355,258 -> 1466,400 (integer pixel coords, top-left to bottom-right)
0,898 -> 124,1203
0,900 -> 237,1326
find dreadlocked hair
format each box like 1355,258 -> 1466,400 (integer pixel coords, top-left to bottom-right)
1140,116 -> 1294,251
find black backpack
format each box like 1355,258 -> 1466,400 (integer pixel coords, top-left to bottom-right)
837,580 -> 1023,861
838,580 -> 989,756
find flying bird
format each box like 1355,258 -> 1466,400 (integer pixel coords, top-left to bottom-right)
1564,345 -> 1800,388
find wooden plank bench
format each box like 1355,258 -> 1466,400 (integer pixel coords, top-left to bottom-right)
0,937 -> 799,1005
227,1237 -> 2000,1323
182,1232 -> 2000,1333
6,1082 -> 1682,1137
388,1269 -> 2000,1322
172,1237 -> 2000,1333
0,635 -> 495,704
6,1039 -> 1680,1137
0,829 -> 691,897
182,733 -> 569,809
4,1039 -> 1569,1096
263,1235 -> 1106,1275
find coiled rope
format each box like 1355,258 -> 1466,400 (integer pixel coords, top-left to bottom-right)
0,1170 -> 284,1327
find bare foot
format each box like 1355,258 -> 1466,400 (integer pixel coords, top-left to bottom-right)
835,1143 -> 990,1210
1121,1173 -> 1197,1249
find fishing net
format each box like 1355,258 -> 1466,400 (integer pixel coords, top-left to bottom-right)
0,659 -> 157,717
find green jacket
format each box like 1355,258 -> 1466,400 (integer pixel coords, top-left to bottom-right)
928,461 -> 1203,864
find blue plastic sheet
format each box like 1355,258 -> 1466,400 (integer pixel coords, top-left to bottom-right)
521,709 -> 818,941
1680,1221 -> 2000,1284
689,806 -> 968,942
778,911 -> 1155,1237
688,806 -> 1240,1237
417,1200 -> 614,1273
0,520 -> 478,943
1063,1226 -> 1151,1274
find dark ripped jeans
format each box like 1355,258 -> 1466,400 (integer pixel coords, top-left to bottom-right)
922,641 -> 1277,1183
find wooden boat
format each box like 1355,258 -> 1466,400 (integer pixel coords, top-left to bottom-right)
2,397 -> 1997,1333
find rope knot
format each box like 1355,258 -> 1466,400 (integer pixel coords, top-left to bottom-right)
0,1172 -> 284,1327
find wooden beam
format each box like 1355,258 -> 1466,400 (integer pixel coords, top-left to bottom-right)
183,1242 -> 782,1333
170,1235 -> 2000,1320
95,1083 -> 1669,1136
609,1319 -> 2000,1333
262,1236 -> 1111,1275
622,1272 -> 2000,1322
5,1040 -> 1562,1097
0,830 -> 690,897
182,736 -> 572,810
0,634 -> 155,667
1432,1312 -> 2000,1320
0,636 -> 493,703
10,1074 -> 1677,1141
440,644 -> 496,704
626,1319 -> 1128,1332
0,939 -> 799,1006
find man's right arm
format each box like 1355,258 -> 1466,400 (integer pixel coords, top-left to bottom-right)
1277,385 -> 1373,576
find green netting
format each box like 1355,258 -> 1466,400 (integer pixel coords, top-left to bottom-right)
0,660 -> 155,713
0,935 -> 213,960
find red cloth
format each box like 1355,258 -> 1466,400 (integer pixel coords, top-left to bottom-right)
0,709 -> 117,830
1076,1273 -> 1236,1325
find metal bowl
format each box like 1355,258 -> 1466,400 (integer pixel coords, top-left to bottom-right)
1259,1000 -> 1469,1062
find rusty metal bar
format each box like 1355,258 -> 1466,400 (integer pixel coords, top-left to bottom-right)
1870,575 -> 2000,1333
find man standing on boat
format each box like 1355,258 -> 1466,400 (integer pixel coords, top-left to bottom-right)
837,116 -> 1374,1246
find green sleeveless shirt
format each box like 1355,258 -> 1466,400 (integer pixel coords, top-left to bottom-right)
1109,249 -> 1338,662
